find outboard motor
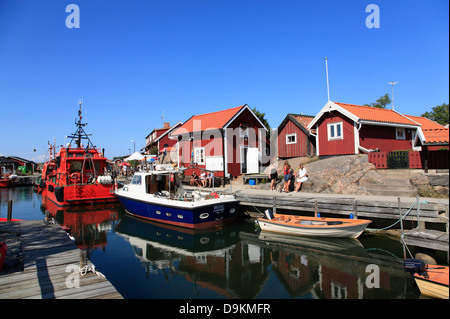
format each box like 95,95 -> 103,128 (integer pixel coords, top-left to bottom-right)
404,259 -> 426,275
264,209 -> 274,220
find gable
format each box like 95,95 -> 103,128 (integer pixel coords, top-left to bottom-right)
171,104 -> 268,136
278,114 -> 313,136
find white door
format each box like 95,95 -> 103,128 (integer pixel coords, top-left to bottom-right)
246,147 -> 259,174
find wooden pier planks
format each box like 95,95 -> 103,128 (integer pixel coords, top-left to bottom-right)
236,192 -> 444,223
404,228 -> 449,252
0,220 -> 122,299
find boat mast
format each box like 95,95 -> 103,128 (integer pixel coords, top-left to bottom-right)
66,101 -> 95,149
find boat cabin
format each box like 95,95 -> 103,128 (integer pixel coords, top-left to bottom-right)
53,147 -> 110,186
125,165 -> 184,197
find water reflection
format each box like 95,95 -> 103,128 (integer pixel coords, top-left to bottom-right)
114,215 -> 415,299
35,186 -> 418,299
115,215 -> 266,298
41,190 -> 122,251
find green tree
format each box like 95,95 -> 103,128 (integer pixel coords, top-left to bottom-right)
421,103 -> 449,125
364,93 -> 392,109
252,107 -> 271,138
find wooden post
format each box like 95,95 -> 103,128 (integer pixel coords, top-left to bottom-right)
352,199 -> 358,219
272,196 -> 277,215
398,197 -> 406,259
80,250 -> 87,268
446,205 -> 449,235
314,200 -> 318,217
417,195 -> 425,232
7,200 -> 13,221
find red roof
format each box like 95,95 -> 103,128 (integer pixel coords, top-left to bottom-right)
422,128 -> 449,144
171,105 -> 245,135
334,102 -> 418,126
404,115 -> 446,130
292,115 -> 314,128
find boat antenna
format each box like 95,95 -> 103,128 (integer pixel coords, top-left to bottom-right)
66,100 -> 95,148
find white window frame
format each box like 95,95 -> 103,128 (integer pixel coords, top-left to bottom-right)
327,122 -> 343,140
396,127 -> 406,140
286,133 -> 297,145
239,125 -> 249,137
194,147 -> 205,165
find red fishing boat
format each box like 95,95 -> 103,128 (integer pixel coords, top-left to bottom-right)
39,102 -> 118,206
0,165 -> 17,188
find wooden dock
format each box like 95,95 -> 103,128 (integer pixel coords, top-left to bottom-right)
0,221 -> 122,299
235,189 -> 449,253
236,190 -> 447,223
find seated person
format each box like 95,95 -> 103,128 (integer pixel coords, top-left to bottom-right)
206,171 -> 214,187
200,170 -> 207,187
294,164 -> 308,192
190,171 -> 200,186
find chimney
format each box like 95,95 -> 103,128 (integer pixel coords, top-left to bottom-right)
163,122 -> 170,129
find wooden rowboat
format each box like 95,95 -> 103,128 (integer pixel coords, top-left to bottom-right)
404,259 -> 449,299
257,210 -> 371,239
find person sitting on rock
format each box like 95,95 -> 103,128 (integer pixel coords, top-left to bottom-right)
294,164 -> 308,192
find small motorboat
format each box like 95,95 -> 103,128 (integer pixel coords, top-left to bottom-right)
115,165 -> 240,230
404,259 -> 449,299
257,210 -> 371,239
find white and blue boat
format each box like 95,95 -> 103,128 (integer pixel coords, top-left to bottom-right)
114,165 -> 240,230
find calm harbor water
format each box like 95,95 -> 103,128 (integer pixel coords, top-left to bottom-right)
1,186 -> 447,299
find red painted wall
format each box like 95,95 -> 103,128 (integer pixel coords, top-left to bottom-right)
359,125 -> 413,153
226,108 -> 263,177
278,120 -> 313,158
177,107 -> 266,178
317,112 -> 355,156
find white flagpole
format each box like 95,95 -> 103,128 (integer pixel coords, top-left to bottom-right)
325,57 -> 330,102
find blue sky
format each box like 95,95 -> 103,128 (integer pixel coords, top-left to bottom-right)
0,0 -> 448,162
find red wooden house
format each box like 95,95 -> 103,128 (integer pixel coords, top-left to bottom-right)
307,101 -> 421,157
277,114 -> 316,158
170,104 -> 268,178
143,122 -> 183,155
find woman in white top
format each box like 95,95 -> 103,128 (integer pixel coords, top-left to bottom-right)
200,171 -> 207,187
294,164 -> 308,192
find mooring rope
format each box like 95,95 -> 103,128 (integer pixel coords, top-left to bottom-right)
79,264 -> 105,278
366,200 -> 429,232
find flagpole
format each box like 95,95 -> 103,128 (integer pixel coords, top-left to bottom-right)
325,57 -> 330,102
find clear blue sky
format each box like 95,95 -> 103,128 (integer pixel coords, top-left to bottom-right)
0,0 -> 448,162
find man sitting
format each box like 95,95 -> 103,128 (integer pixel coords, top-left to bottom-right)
190,171 -> 201,186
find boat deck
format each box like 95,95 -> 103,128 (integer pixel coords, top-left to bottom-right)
0,221 -> 122,299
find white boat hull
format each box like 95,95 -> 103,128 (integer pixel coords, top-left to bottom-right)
257,218 -> 370,238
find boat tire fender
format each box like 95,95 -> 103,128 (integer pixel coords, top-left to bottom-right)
70,172 -> 81,183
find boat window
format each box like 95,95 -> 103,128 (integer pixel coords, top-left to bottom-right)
71,161 -> 83,171
69,160 -> 100,172
131,175 -> 142,185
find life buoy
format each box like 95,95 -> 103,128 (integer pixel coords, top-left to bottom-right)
69,172 -> 81,183
210,192 -> 219,199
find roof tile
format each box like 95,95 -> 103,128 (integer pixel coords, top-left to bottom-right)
334,102 -> 418,126
172,105 -> 244,135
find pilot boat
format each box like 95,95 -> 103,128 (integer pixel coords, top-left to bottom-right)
39,102 -> 117,206
114,165 -> 240,230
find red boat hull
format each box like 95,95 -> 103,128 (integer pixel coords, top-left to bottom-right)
46,183 -> 117,207
0,179 -> 13,188
0,242 -> 7,271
